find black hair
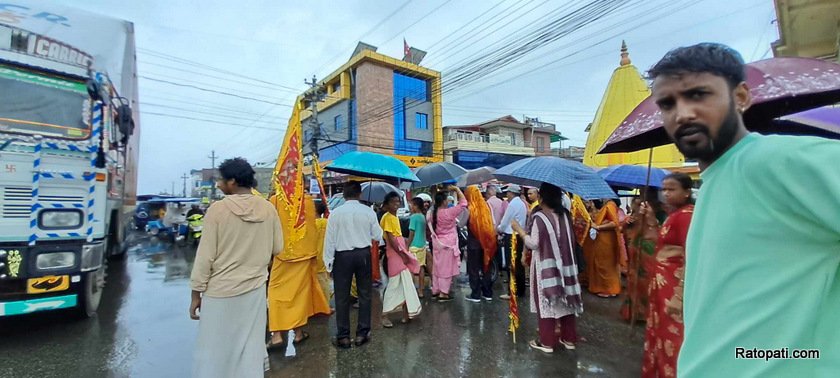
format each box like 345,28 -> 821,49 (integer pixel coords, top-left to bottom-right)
432,191 -> 448,231
218,157 -> 256,188
538,183 -> 569,216
663,173 -> 695,204
315,201 -> 327,216
383,191 -> 401,206
592,199 -> 604,209
343,181 -> 362,199
411,197 -> 425,211
648,43 -> 746,89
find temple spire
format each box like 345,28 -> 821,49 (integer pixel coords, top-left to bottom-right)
620,40 -> 631,66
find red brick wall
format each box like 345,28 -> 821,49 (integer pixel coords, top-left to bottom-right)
355,62 -> 394,153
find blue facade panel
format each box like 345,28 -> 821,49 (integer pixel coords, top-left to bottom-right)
393,72 -> 433,157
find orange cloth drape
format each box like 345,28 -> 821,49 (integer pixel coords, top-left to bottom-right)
465,186 -> 498,272
583,201 -> 622,296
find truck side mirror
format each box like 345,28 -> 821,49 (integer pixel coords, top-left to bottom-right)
116,104 -> 135,144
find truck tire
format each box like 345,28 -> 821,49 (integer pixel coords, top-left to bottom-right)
108,212 -> 127,259
74,258 -> 107,318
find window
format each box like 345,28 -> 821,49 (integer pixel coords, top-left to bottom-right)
334,115 -> 342,131
536,137 -> 545,152
509,132 -> 516,146
415,113 -> 428,130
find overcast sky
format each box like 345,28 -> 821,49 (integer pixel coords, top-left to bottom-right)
55,0 -> 778,194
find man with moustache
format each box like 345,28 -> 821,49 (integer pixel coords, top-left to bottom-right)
649,43 -> 839,377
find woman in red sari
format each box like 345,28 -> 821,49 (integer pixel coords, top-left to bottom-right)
641,173 -> 694,378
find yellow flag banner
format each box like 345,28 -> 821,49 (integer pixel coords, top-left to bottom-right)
271,100 -> 310,259
312,157 -> 329,217
270,195 -> 319,262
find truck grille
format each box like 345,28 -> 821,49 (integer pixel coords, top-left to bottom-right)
2,187 -> 32,219
40,194 -> 85,202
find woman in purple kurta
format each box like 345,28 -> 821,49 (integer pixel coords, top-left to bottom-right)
428,186 -> 467,302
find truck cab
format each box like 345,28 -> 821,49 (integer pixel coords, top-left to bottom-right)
0,23 -> 137,318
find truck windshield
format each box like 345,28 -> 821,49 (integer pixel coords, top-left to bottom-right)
0,65 -> 90,140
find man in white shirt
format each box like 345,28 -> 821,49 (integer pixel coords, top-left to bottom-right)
323,181 -> 383,349
496,184 -> 528,299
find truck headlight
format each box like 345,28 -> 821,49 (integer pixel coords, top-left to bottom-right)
36,252 -> 76,270
39,210 -> 83,229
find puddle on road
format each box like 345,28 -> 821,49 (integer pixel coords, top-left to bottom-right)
127,233 -> 196,282
577,361 -> 606,374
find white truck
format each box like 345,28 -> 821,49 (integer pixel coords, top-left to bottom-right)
0,3 -> 140,318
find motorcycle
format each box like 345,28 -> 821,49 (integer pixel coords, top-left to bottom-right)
180,213 -> 203,247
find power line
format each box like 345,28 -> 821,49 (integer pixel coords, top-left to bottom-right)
139,61 -> 303,94
313,0 -> 415,78
141,102 -> 285,123
143,72 -> 296,100
350,0 -> 629,133
377,0 -> 455,47
140,76 -> 293,106
142,111 -> 286,131
142,95 -> 282,114
139,47 -> 304,90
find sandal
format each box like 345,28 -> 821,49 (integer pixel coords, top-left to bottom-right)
293,331 -> 310,345
266,339 -> 286,351
382,318 -> 394,328
401,317 -> 410,324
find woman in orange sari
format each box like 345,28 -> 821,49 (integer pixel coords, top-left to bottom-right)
641,173 -> 694,378
582,199 -> 622,297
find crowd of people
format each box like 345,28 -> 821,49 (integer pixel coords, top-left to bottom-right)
185,43 -> 839,377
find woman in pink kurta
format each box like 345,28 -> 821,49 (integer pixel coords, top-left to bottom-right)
428,186 -> 467,301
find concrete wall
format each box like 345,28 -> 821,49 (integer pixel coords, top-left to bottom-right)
355,61 -> 394,154
403,97 -> 434,142
302,99 -> 351,155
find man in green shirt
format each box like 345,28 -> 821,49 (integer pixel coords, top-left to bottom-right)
649,43 -> 840,377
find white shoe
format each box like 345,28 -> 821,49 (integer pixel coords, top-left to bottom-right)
558,339 -> 576,350
529,340 -> 553,353
499,294 -> 511,300
482,296 -> 493,301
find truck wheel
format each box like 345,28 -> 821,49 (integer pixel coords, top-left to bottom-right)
74,259 -> 107,318
489,259 -> 499,284
107,212 -> 127,259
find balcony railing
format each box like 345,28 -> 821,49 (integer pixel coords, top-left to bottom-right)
445,130 -> 526,147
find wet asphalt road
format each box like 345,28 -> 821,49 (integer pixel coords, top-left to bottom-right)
0,233 -> 644,377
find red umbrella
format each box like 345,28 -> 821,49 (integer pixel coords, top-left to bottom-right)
599,57 -> 840,153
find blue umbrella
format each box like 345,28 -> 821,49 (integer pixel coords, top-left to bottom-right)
326,151 -> 420,182
597,164 -> 672,189
494,156 -> 617,200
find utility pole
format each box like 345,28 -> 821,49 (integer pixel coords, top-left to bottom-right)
181,173 -> 189,197
209,150 -> 218,199
171,181 -> 175,197
304,75 -> 326,196
304,75 -> 326,159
